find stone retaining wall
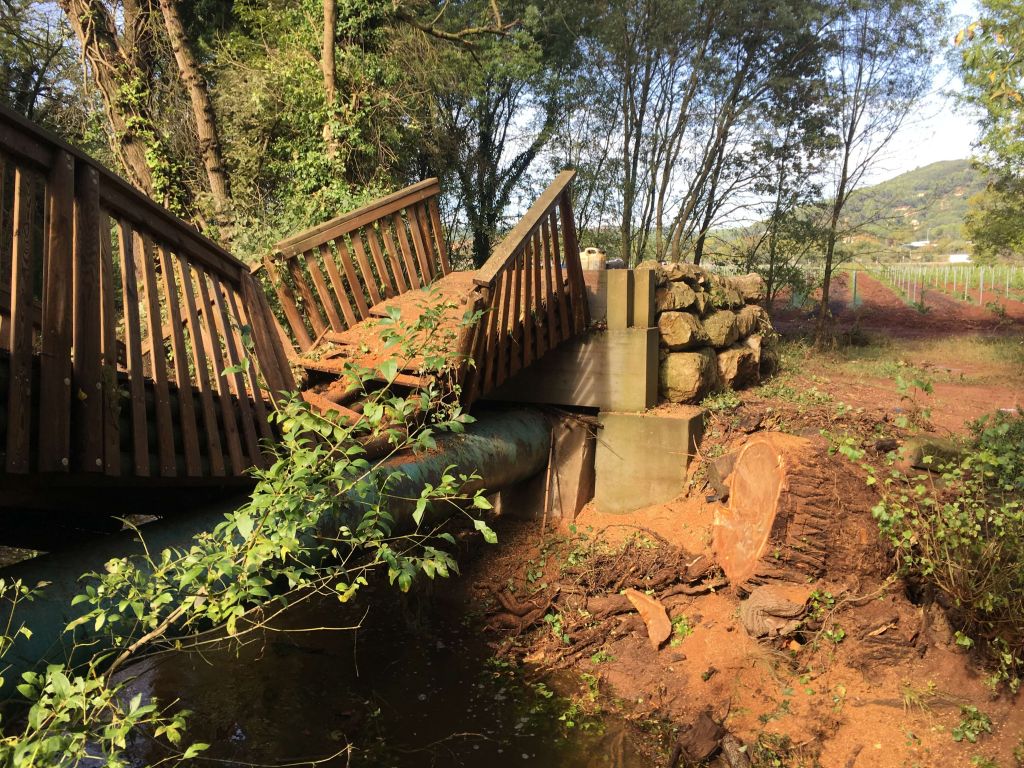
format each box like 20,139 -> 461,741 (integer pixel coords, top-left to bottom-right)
636,261 -> 775,403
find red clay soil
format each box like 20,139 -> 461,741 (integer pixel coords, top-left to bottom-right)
775,271 -> 1024,337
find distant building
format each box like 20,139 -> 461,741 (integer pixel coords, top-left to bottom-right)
948,253 -> 971,264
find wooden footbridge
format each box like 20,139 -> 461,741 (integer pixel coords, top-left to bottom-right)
0,106 -> 589,511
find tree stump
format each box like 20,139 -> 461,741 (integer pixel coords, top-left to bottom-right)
712,432 -> 884,588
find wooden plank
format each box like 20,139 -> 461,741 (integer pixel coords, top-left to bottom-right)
38,150 -> 74,472
428,196 -> 450,275
159,245 -> 202,476
319,242 -> 357,327
285,256 -> 328,337
117,220 -> 150,476
194,265 -> 245,474
509,250 -> 523,377
482,270 -> 504,392
274,179 -> 441,257
378,217 -> 408,293
349,230 -> 382,305
137,232 -> 177,476
558,190 -> 588,331
178,258 -> 225,476
239,272 -> 286,397
392,212 -> 423,288
334,237 -> 370,317
540,224 -> 558,349
98,214 -> 120,476
224,283 -> 273,451
407,203 -> 434,282
531,230 -> 547,359
301,390 -> 361,422
208,276 -> 262,468
495,253 -> 513,387
261,256 -> 312,350
303,248 -> 344,331
365,225 -> 396,298
6,168 -> 34,473
463,286 -> 492,404
475,170 -> 576,287
522,241 -> 534,369
548,210 -> 570,340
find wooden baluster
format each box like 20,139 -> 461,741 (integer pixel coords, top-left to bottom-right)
209,272 -> 261,465
483,270 -> 504,393
349,229 -> 382,306
392,212 -> 423,288
38,150 -> 74,472
285,256 -> 327,338
558,192 -> 587,331
495,256 -> 513,388
226,285 -> 274,444
303,248 -> 343,331
178,257 -> 225,476
116,220 -> 150,476
522,240 -> 534,368
547,210 -> 570,341
532,228 -> 548,358
262,255 -> 312,350
407,205 -> 434,283
98,214 -> 120,476
138,233 -> 177,476
6,167 -> 33,473
159,246 -> 202,477
379,217 -> 408,293
509,250 -> 523,377
72,166 -> 105,473
427,196 -> 450,275
463,285 -> 492,404
319,242 -> 357,327
540,218 -> 559,349
194,265 -> 244,474
334,237 -> 370,318
365,225 -> 396,298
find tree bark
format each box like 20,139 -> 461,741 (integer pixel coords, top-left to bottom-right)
157,0 -> 232,229
712,432 -> 887,589
321,0 -> 339,159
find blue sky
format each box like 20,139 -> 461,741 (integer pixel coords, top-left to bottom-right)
868,0 -> 981,183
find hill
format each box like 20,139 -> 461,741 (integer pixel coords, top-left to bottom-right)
842,158 -> 984,254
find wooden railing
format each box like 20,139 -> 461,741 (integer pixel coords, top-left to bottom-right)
0,105 -> 293,480
261,179 -> 451,352
465,170 -> 589,402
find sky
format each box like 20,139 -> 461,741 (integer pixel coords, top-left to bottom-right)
864,0 -> 981,185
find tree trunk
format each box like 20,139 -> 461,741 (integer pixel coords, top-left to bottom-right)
157,0 -> 232,231
321,0 -> 339,159
712,432 -> 887,589
58,0 -> 156,197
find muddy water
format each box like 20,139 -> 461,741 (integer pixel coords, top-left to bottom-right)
126,585 -> 652,767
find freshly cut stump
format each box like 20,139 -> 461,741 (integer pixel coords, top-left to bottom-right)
712,432 -> 882,588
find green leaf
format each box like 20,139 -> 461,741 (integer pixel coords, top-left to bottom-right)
379,359 -> 398,383
473,519 -> 498,544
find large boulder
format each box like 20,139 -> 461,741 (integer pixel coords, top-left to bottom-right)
731,273 -> 766,304
635,259 -> 668,287
663,262 -> 707,286
735,305 -> 771,337
660,348 -> 718,403
703,310 -> 739,348
707,274 -> 744,309
716,344 -> 759,388
655,281 -> 698,312
659,311 -> 709,350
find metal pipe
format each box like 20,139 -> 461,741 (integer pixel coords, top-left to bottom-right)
0,407 -> 552,698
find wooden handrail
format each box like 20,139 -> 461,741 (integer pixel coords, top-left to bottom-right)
475,170 -> 576,288
0,104 -> 293,481
463,170 -> 588,402
265,179 -> 450,352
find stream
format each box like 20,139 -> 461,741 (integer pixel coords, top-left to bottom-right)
125,581 -> 656,767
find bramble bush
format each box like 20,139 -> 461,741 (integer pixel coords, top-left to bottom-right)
872,409 -> 1024,691
0,296 -> 494,765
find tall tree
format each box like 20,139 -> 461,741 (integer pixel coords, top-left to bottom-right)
816,0 -> 946,342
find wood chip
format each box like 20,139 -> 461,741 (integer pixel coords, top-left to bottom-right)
624,588 -> 672,649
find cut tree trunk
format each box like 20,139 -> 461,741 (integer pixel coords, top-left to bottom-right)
712,432 -> 885,589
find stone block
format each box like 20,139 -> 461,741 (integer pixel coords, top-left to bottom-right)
658,311 -> 709,350
703,310 -> 740,348
659,348 -> 718,403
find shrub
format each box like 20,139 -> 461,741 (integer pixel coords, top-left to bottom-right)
872,409 -> 1024,691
